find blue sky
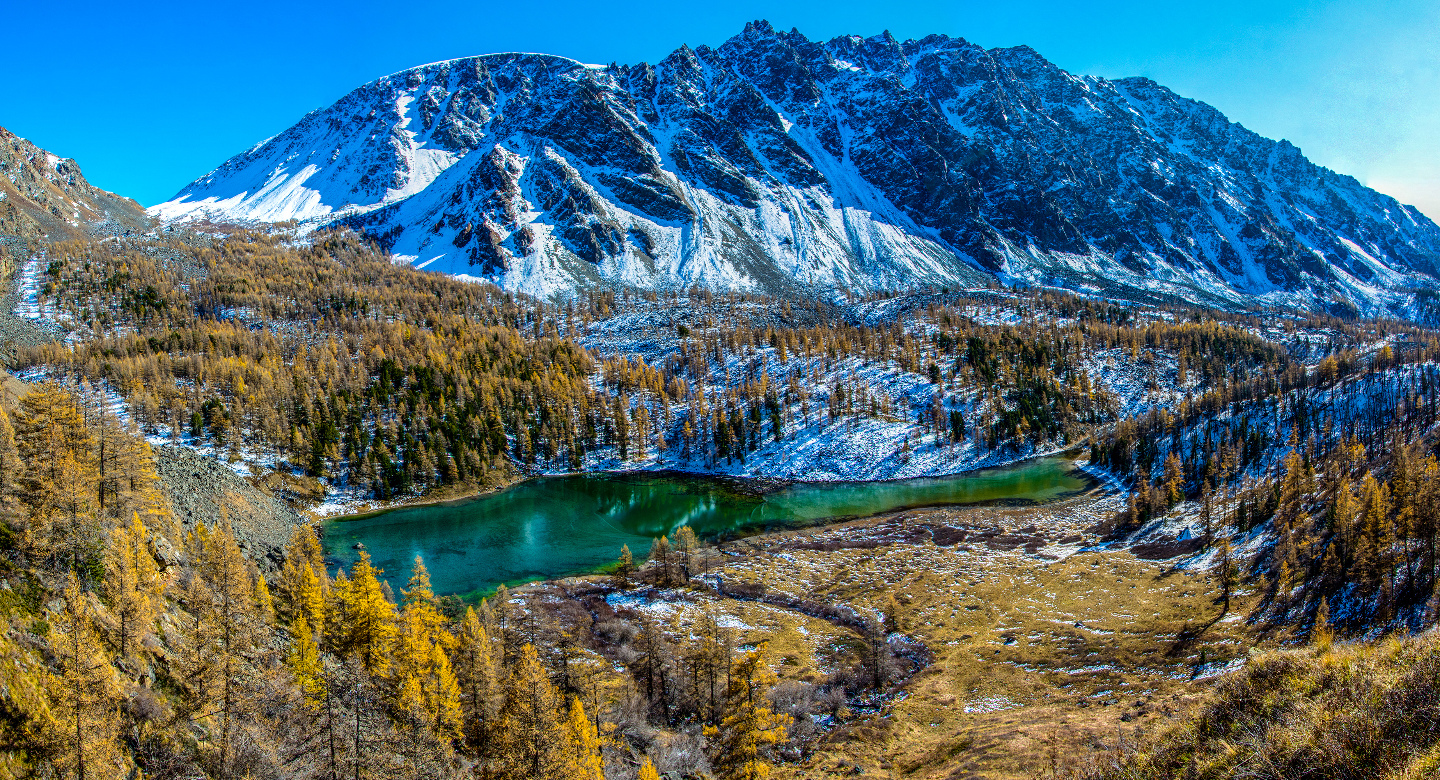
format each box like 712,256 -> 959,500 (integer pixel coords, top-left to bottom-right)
3,0 -> 1437,217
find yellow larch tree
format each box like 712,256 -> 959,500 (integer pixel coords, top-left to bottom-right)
330,550 -> 396,676
393,557 -> 462,743
673,525 -> 699,581
495,643 -> 565,780
453,606 -> 500,752
1358,473 -> 1393,593
47,576 -> 125,780
705,642 -> 791,780
91,402 -> 168,531
101,512 -> 164,660
253,570 -> 274,623
12,384 -> 100,571
562,697 -> 604,780
393,612 -> 463,741
182,518 -> 259,771
400,555 -> 449,645
287,616 -> 326,708
279,525 -> 328,633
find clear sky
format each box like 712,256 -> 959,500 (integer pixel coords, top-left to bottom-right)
2,0 -> 1436,218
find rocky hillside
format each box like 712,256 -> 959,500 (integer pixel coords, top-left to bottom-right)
153,22 -> 1440,315
1,126 -> 149,353
0,126 -> 148,251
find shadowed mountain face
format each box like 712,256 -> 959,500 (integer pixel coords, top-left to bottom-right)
154,21 -> 1440,314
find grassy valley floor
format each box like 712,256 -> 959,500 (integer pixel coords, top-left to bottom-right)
675,493 -> 1268,779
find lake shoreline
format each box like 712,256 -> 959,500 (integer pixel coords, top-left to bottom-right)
320,454 -> 1100,598
318,444 -> 1094,525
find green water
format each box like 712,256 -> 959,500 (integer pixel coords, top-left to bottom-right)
322,457 -> 1092,599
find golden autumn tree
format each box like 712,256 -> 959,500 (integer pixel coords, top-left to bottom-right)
1162,452 -> 1185,508
172,537 -> 221,724
179,518 -> 260,771
648,535 -> 672,586
561,697 -> 604,780
453,606 -> 500,752
12,384 -> 100,571
400,555 -> 449,643
673,525 -> 699,581
495,643 -> 565,780
706,643 -> 790,780
279,525 -> 328,633
254,572 -> 275,623
330,550 -> 396,676
287,616 -> 326,708
394,561 -> 463,743
90,403 -> 168,529
47,576 -> 124,780
613,544 -> 634,588
637,757 -> 661,780
687,607 -> 732,725
1358,473 -> 1394,594
101,512 -> 164,660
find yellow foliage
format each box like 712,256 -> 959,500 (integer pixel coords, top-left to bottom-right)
706,642 -> 791,780
495,643 -> 565,780
287,617 -> 325,708
454,606 -> 500,750
331,550 -> 396,676
102,512 -> 163,660
562,697 -> 605,780
47,577 -> 125,779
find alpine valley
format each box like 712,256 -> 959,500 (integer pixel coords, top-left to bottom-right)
5,19 -> 1440,780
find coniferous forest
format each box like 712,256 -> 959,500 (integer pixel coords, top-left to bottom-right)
5,226 -> 1440,779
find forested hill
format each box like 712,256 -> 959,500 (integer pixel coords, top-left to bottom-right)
0,380 -> 798,778
21,228 -> 1420,501
0,126 -> 146,257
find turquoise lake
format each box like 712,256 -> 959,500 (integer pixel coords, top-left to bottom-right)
322,457 -> 1092,598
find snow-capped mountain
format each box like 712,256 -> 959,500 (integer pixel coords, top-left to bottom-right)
153,21 -> 1440,313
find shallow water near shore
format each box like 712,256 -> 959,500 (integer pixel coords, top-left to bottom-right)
322,456 -> 1092,598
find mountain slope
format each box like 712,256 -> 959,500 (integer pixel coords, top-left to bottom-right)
0,126 -> 148,247
152,22 -> 1440,313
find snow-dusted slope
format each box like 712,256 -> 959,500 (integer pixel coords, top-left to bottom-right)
153,22 -> 1440,314
1,126 -> 147,242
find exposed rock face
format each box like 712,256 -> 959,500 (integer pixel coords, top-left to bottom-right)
1,127 -> 150,350
0,126 -> 148,249
153,22 -> 1440,316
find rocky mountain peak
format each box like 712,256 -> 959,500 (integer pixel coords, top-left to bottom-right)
150,22 -> 1440,317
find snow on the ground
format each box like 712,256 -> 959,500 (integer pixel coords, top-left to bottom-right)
963,695 -> 1019,713
561,296 -> 1089,482
1080,347 -> 1190,417
13,256 -> 45,320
